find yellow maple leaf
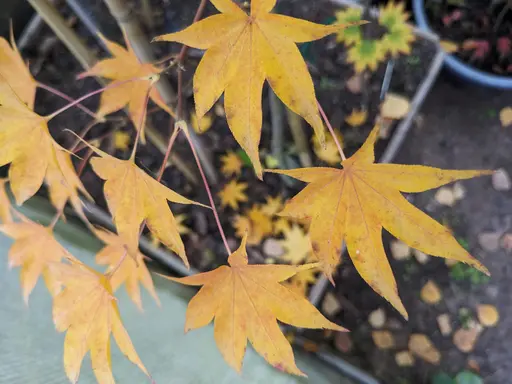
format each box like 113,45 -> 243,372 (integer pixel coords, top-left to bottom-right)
0,77 -> 90,208
0,216 -> 71,302
273,217 -> 291,235
312,128 -> 344,165
379,2 -> 415,56
248,204 -> 273,239
89,146 -> 204,265
94,228 -> 160,310
220,151 -> 243,177
191,112 -> 214,134
283,268 -> 318,297
154,0 -> 355,177
232,214 -> 263,245
279,224 -> 314,264
269,126 -> 491,318
80,35 -> 174,140
0,30 -> 37,109
113,131 -> 131,151
51,260 -> 150,383
345,109 -> 368,127
218,179 -> 248,209
0,179 -> 13,224
161,234 -> 346,375
261,195 -> 283,216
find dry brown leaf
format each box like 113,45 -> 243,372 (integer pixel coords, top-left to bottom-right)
334,332 -> 353,353
372,330 -> 395,349
420,280 -> 442,305
408,334 -> 440,364
477,304 -> 499,327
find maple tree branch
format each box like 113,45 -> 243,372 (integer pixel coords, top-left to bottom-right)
317,100 -> 347,161
181,122 -> 232,255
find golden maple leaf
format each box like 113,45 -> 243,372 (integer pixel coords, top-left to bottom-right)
0,31 -> 37,109
51,260 -> 150,383
80,35 -> 174,140
248,204 -> 273,239
273,217 -> 291,235
269,126 -> 491,318
89,147 -> 204,266
191,112 -> 214,134
113,131 -> 131,151
232,214 -> 263,245
261,195 -> 283,216
218,179 -> 248,209
312,128 -> 344,165
161,234 -> 346,375
279,224 -> 314,265
220,151 -> 243,177
345,109 -> 368,127
0,179 -> 13,224
94,228 -> 160,310
0,77 -> 90,209
283,268 -> 318,297
154,0 -> 355,177
0,216 -> 72,302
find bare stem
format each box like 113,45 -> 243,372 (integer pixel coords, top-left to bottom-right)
156,125 -> 180,182
317,100 -> 347,161
77,148 -> 94,177
129,86 -> 152,161
182,122 -> 232,255
69,119 -> 101,152
106,250 -> 128,279
37,82 -> 100,120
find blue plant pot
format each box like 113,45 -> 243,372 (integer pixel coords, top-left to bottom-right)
412,0 -> 512,90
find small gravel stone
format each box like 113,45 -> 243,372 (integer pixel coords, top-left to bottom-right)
478,232 -> 501,252
262,238 -> 284,258
395,351 -> 415,367
390,240 -> 411,260
368,308 -> 386,329
435,187 -> 456,206
413,249 -> 430,264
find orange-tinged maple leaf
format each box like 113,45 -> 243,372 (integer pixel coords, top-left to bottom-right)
269,126 -> 491,318
248,204 -> 273,239
218,179 -> 248,209
94,228 -> 160,310
0,216 -> 72,302
162,234 -> 346,376
220,151 -> 243,177
154,0 -> 355,177
80,35 -> 174,140
0,77 -> 90,209
0,30 -> 37,109
51,260 -> 150,384
279,224 -> 315,264
261,195 -> 283,216
89,147 -> 205,265
0,179 -> 13,224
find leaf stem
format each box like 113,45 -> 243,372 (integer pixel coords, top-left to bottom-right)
317,100 -> 347,161
69,119 -> 101,152
181,122 -> 232,255
129,86 -> 153,161
156,125 -> 180,182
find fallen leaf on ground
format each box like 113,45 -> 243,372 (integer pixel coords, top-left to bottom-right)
0,217 -> 71,302
368,308 -> 386,329
94,228 -> 159,310
261,195 -> 283,216
175,214 -> 190,235
247,205 -> 273,239
269,126 -> 490,318
345,109 -> 368,127
420,280 -> 442,305
437,313 -> 452,336
218,180 -> 248,210
79,35 -> 174,139
322,292 -> 341,316
279,225 -> 313,264
492,168 -> 511,191
0,179 -> 13,224
409,334 -> 441,364
113,131 -> 131,151
90,147 -> 203,264
154,0 -> 355,177
435,187 -> 456,206
51,260 -> 150,383
0,32 -> 37,108
312,128 -> 344,165
500,107 -> 512,127
395,351 -> 414,367
220,151 -> 243,177
453,326 -> 481,353
477,304 -> 499,327
274,217 -> 292,235
191,112 -> 213,134
232,215 -> 263,245
161,234 -> 346,376
381,93 -> 410,120
372,330 -> 395,349
390,239 -> 411,260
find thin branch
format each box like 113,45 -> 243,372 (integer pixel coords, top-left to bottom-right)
37,82 -> 100,120
317,100 -> 347,161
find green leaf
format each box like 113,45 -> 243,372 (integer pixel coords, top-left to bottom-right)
432,372 -> 455,384
455,371 -> 483,384
236,149 -> 252,167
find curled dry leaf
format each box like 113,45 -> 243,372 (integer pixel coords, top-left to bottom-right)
79,35 -> 174,140
269,126 -> 490,318
51,260 -> 150,383
381,93 -> 410,120
372,330 -> 395,349
154,0 -> 356,177
420,280 -> 442,305
94,228 -> 160,310
220,151 -> 244,177
89,145 -> 204,265
500,107 -> 512,127
408,334 -> 441,364
0,217 -> 72,302
161,234 -> 346,376
218,180 -> 248,210
477,304 -> 499,327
